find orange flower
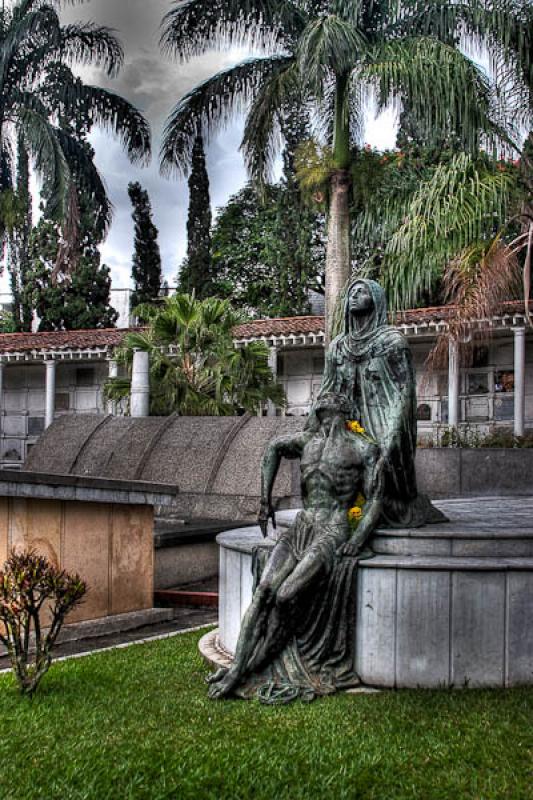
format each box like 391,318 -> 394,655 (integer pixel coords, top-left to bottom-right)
348,506 -> 363,523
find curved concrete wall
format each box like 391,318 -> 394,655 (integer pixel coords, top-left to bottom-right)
25,415 -> 533,520
25,415 -> 305,519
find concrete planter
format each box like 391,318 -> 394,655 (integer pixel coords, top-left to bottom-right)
416,448 -> 533,498
216,498 -> 533,689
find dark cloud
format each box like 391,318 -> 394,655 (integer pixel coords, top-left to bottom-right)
60,0 -> 253,286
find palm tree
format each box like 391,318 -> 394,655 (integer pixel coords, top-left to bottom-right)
0,0 -> 151,272
160,0 -> 520,337
104,293 -> 285,416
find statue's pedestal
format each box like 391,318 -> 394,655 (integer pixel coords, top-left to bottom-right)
210,498 -> 533,689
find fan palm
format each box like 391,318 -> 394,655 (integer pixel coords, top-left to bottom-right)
160,0 -> 524,337
104,293 -> 285,416
0,0 -> 151,272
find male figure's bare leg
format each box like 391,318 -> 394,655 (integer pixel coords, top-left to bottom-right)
209,542 -> 296,698
276,549 -> 327,606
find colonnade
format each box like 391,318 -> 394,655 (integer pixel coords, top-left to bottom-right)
447,327 -> 526,436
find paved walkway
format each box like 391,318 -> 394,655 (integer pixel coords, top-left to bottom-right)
0,607 -> 217,671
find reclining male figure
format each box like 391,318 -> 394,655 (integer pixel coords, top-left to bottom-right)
208,393 -> 384,699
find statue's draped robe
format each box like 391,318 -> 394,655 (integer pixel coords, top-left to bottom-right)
234,541 -> 359,700
317,279 -> 444,528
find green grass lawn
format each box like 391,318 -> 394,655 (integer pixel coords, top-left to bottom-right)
0,628 -> 532,800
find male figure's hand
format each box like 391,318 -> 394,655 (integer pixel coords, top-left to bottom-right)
258,499 -> 276,538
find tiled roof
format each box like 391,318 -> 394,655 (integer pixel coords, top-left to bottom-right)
0,328 -> 131,354
233,316 -> 325,339
234,301 -> 532,339
0,298 -> 530,354
396,299 -> 532,325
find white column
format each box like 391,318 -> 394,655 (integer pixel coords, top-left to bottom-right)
267,347 -> 278,418
45,359 -> 56,429
514,327 -> 526,437
448,338 -> 460,428
108,358 -> 118,415
130,350 -> 150,418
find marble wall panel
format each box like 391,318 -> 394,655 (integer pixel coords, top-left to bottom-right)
63,501 -> 111,623
451,571 -> 505,687
396,570 -> 451,688
110,504 -> 153,615
356,568 -> 397,686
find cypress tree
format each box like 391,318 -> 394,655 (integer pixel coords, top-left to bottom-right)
9,137 -> 33,331
179,133 -> 212,297
24,194 -> 118,331
128,182 -> 162,309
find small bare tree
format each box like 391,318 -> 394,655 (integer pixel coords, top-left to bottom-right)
0,551 -> 87,696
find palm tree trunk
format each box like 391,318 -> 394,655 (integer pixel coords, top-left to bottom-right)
325,170 -> 351,342
325,74 -> 352,343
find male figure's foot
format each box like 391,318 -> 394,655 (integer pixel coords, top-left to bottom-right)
208,668 -> 241,699
206,667 -> 229,684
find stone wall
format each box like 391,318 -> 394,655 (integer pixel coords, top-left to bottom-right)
0,496 -> 154,622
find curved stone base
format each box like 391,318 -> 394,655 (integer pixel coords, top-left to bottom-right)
198,628 -> 233,670
215,498 -> 533,689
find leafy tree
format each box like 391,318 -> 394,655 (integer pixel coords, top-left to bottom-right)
211,105 -> 324,316
178,134 -> 212,297
104,294 -> 285,416
160,0 -> 526,336
211,184 -> 324,316
0,0 -> 151,270
24,203 -> 118,331
128,182 -> 162,309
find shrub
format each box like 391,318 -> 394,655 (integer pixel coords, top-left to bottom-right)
432,426 -> 533,449
0,551 -> 87,696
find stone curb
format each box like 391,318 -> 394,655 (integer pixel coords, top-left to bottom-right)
0,622 -> 216,674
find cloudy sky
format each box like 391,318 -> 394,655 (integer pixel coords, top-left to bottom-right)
53,1 -> 397,289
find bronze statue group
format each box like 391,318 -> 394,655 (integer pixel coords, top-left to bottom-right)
208,280 -> 445,702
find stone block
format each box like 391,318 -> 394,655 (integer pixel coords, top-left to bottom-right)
415,449 -> 461,497
9,498 -> 62,567
3,416 -> 26,437
460,450 -> 533,496
451,571 -> 505,688
110,504 -> 153,615
4,391 -> 25,412
62,501 -> 111,623
395,570 -> 451,688
0,497 -> 9,562
506,572 -> 533,686
356,568 -> 397,686
154,541 -> 218,589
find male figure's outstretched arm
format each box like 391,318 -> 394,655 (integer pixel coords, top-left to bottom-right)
258,432 -> 308,537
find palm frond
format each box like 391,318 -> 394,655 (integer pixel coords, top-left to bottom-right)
296,14 -> 366,96
160,56 -> 289,177
380,154 -> 515,309
427,236 -> 522,369
241,57 -> 300,184
54,129 -> 112,236
160,0 -> 305,59
361,37 -> 507,154
60,23 -> 124,78
51,82 -> 151,164
17,103 -> 70,221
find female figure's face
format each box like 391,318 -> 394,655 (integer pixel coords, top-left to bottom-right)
349,282 -> 374,315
